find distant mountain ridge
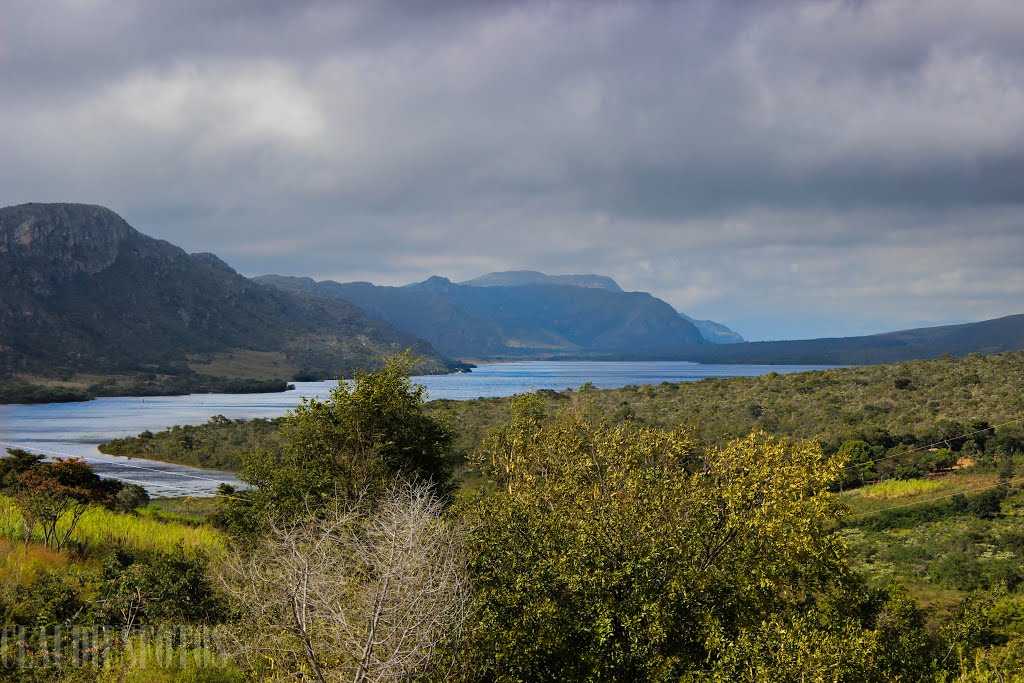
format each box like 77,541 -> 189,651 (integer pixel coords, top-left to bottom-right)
256,272 -> 1024,365
0,203 -> 453,381
459,270 -> 623,292
255,273 -> 706,359
679,313 -> 745,344
674,314 -> 1024,365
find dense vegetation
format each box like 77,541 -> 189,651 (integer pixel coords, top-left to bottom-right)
9,351 -> 1024,680
0,380 -> 94,404
102,415 -> 287,470
102,350 -> 1024,473
0,375 -> 293,405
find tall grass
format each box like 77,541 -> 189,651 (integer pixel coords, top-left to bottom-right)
843,474 -> 1001,515
0,495 -> 223,556
0,538 -> 69,588
859,479 -> 948,500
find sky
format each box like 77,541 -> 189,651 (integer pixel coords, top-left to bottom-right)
2,0 -> 1023,341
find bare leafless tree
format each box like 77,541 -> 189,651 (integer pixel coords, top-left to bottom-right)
218,480 -> 470,683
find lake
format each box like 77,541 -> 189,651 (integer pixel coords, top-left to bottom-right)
0,361 -> 838,496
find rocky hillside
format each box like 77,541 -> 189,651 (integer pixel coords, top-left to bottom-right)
0,203 -> 453,381
679,313 -> 745,344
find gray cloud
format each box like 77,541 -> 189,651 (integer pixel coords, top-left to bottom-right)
2,0 -> 1023,340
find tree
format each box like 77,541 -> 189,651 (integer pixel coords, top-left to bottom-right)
837,439 -> 875,487
706,583 -> 936,682
14,457 -> 116,551
111,482 -> 151,513
226,353 -> 454,531
0,448 -> 44,490
219,480 -> 469,683
462,396 -> 853,681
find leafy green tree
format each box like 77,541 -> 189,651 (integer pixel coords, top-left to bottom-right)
969,486 -> 1008,519
95,545 -> 226,628
222,353 -> 454,532
14,457 -> 117,550
461,396 -> 852,681
111,483 -> 151,513
837,439 -> 875,487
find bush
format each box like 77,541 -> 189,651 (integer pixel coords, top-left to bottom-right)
113,484 -> 151,513
969,486 -> 1008,519
930,552 -> 987,591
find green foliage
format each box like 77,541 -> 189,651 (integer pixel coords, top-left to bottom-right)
431,350 -> 1024,464
13,568 -> 86,627
462,398 -> 850,680
838,439 -> 876,487
0,379 -> 93,404
706,584 -> 936,682
221,354 -> 455,532
112,484 -> 151,514
0,375 -> 294,406
87,375 -> 292,399
0,449 -> 45,489
101,416 -> 286,470
94,545 -> 226,626
101,352 -> 1024,483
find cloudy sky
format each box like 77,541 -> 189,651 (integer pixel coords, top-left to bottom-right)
2,0 -> 1023,340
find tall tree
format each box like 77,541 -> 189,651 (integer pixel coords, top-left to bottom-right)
14,457 -> 116,551
223,353 -> 454,532
462,396 -> 858,680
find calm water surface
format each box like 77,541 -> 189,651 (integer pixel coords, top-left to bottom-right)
0,361 -> 837,496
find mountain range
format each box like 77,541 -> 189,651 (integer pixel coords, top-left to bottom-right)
254,273 -> 712,359
256,271 -> 1024,365
455,271 -> 745,345
0,203 -> 454,385
672,314 -> 1024,366
3,202 -> 1024,403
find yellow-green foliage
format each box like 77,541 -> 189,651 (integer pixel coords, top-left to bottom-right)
433,350 -> 1024,453
0,495 -> 223,556
859,479 -> 948,500
93,635 -> 244,683
842,473 -> 1001,516
465,396 -> 851,680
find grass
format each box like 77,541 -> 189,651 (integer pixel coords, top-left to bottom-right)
146,496 -> 222,522
188,349 -> 298,380
839,479 -> 1024,624
0,495 -> 224,556
841,473 -> 1001,516
0,538 -> 70,588
857,479 -> 949,500
14,372 -> 125,389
